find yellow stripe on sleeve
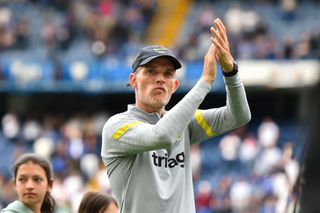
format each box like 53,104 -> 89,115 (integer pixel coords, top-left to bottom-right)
194,110 -> 215,137
112,121 -> 142,140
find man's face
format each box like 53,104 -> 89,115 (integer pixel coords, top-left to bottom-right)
130,57 -> 179,114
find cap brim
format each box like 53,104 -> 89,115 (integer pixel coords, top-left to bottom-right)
140,55 -> 182,70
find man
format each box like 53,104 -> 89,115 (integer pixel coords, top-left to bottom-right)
101,18 -> 251,213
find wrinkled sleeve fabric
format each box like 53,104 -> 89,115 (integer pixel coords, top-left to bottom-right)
189,74 -> 251,144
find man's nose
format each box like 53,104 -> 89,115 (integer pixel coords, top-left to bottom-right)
156,73 -> 165,84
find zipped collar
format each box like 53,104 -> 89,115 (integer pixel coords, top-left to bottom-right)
127,104 -> 166,122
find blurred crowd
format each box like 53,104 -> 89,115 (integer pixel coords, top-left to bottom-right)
0,0 -> 156,64
0,112 -> 304,213
192,118 -> 303,213
0,0 -> 319,67
176,0 -> 320,61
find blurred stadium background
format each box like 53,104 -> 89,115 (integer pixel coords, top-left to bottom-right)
0,0 -> 319,212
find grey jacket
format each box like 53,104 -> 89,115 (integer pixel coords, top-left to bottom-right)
101,75 -> 251,213
0,200 -> 33,213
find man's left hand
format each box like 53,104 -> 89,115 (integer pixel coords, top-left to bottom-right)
210,18 -> 234,72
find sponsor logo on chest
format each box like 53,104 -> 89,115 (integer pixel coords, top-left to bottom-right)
152,152 -> 185,168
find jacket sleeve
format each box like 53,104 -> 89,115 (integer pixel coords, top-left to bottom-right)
189,74 -> 251,144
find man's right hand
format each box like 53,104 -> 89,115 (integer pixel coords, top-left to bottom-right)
201,43 -> 217,85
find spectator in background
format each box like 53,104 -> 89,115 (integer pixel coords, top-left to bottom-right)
229,177 -> 252,213
78,191 -> 118,213
0,7 -> 14,50
212,176 -> 232,213
253,117 -> 282,176
219,133 -> 241,172
1,113 -> 20,142
224,2 -> 242,38
309,32 -> 320,59
0,153 -> 55,213
283,36 -> 295,59
281,0 -> 297,22
195,180 -> 215,213
13,17 -> 29,50
239,133 -> 258,173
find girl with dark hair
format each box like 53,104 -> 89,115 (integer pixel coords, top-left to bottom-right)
78,191 -> 118,213
0,153 -> 55,213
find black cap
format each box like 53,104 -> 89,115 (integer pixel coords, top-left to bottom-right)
131,45 -> 182,73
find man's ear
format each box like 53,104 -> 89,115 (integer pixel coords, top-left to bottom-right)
129,73 -> 137,88
172,79 -> 180,93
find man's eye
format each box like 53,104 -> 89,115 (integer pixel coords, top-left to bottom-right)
165,71 -> 175,78
146,68 -> 155,73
